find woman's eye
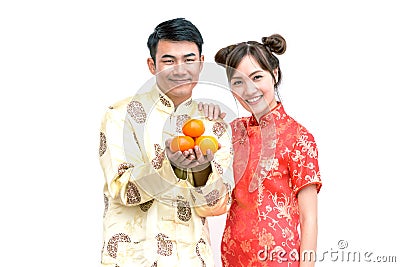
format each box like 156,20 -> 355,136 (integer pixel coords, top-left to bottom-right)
232,80 -> 242,86
253,75 -> 263,81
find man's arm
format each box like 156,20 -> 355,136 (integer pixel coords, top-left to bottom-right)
191,119 -> 234,217
191,164 -> 212,187
100,104 -> 178,206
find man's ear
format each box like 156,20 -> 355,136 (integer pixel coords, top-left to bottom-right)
147,58 -> 156,75
199,55 -> 204,71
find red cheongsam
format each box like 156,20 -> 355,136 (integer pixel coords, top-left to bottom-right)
221,103 -> 322,267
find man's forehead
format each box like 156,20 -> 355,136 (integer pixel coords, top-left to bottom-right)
156,40 -> 200,57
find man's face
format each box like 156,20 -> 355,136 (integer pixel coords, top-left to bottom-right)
147,40 -> 204,106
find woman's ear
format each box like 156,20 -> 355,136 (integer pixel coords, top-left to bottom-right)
147,58 -> 156,75
273,68 -> 279,83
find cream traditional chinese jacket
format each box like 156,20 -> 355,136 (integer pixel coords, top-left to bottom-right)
99,85 -> 234,266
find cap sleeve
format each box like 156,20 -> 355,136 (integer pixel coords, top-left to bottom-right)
288,128 -> 322,195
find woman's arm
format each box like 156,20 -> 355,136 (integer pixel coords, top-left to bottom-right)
298,184 -> 318,267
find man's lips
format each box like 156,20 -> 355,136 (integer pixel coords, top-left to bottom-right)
169,79 -> 192,84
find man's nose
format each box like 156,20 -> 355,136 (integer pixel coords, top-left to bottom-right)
172,63 -> 188,75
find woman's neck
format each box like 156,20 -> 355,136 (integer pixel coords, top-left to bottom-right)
254,101 -> 279,121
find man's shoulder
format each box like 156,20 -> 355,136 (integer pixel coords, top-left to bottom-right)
106,91 -> 151,109
107,95 -> 134,110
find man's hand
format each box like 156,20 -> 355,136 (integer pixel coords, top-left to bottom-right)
198,102 -> 226,120
165,139 -> 196,169
165,139 -> 216,170
165,138 -> 218,186
190,145 -> 214,171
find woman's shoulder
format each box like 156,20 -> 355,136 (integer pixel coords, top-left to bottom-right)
230,116 -> 251,127
229,116 -> 251,143
275,104 -> 317,143
230,116 -> 249,124
288,115 -> 315,139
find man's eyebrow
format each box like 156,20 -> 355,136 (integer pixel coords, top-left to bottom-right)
183,53 -> 196,57
161,54 -> 175,59
160,53 -> 197,59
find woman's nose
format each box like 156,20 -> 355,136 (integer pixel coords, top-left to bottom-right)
244,80 -> 258,94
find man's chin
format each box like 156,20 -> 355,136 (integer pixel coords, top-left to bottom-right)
166,83 -> 196,94
173,80 -> 197,88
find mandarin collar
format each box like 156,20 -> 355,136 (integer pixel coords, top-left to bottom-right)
247,102 -> 283,127
150,85 -> 194,114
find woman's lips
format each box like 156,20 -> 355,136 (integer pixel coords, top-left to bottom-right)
246,95 -> 263,104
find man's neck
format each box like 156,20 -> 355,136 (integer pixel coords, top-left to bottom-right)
169,96 -> 190,109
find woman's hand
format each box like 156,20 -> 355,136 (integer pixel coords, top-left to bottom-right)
198,102 -> 226,120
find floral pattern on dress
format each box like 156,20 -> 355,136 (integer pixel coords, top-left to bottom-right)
117,162 -> 134,176
213,121 -> 227,138
221,103 -> 322,267
99,132 -> 107,157
177,196 -> 192,222
127,100 -> 146,123
107,233 -> 131,259
151,144 -> 165,170
126,181 -> 141,204
196,238 -> 207,267
156,233 -> 173,256
139,199 -> 154,212
212,160 -> 224,175
159,94 -> 172,107
205,189 -> 220,207
176,114 -> 191,133
103,194 -> 109,217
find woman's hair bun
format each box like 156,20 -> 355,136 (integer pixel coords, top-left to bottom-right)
215,44 -> 237,66
261,34 -> 286,55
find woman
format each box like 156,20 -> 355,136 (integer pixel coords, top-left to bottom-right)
214,34 -> 322,266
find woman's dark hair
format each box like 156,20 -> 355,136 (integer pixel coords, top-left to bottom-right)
147,18 -> 204,62
215,34 -> 286,89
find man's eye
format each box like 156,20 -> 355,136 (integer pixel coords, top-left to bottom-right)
185,58 -> 195,63
163,60 -> 174,64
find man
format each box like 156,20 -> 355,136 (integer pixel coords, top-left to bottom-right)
99,18 -> 234,266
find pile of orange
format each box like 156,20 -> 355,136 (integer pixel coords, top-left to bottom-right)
170,118 -> 219,155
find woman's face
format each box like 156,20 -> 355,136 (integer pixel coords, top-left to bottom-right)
230,55 -> 278,119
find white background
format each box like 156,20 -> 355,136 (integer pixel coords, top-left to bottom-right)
1,0 -> 399,266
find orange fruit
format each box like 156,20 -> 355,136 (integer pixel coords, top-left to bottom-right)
195,136 -> 219,155
182,119 -> 205,138
170,136 -> 195,152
